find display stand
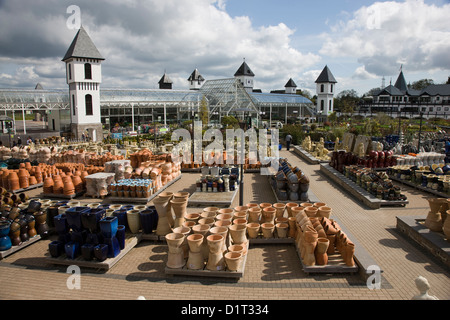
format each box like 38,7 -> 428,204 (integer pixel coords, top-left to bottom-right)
41,190 -> 86,200
396,215 -> 450,269
268,176 -> 320,204
108,174 -> 182,204
0,235 -> 42,259
320,163 -> 408,209
293,146 -> 329,165
188,187 -> 239,207
12,183 -> 43,194
45,233 -> 141,270
389,175 -> 449,198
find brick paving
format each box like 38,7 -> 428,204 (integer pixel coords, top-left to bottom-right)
0,149 -> 449,300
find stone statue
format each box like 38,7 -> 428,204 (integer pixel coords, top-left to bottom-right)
411,276 -> 438,300
357,142 -> 365,158
334,137 -> 340,151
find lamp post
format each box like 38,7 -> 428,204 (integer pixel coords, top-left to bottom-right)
418,112 -> 423,152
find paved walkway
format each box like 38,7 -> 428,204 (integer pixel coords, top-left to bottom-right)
0,149 -> 449,300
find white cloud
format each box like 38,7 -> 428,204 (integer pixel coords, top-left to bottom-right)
319,0 -> 450,76
0,0 -> 320,92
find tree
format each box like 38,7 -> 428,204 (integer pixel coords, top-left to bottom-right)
199,96 -> 209,127
409,79 -> 434,91
334,90 -> 360,113
221,115 -> 239,129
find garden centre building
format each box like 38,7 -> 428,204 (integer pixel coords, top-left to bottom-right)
0,26 -> 317,141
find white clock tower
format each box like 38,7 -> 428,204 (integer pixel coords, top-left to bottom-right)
62,26 -> 105,142
315,65 -> 337,116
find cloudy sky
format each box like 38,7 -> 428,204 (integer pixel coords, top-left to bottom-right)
0,0 -> 449,96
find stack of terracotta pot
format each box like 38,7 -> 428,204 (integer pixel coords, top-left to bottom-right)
0,163 -> 46,192
129,149 -> 154,168
42,168 -> 89,196
293,202 -> 355,267
156,194 -> 248,272
86,152 -> 124,166
180,151 -> 262,170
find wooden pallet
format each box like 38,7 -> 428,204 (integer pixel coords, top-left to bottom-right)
12,183 -> 43,194
45,234 -> 141,270
188,188 -> 239,207
0,235 -> 41,259
41,191 -> 86,200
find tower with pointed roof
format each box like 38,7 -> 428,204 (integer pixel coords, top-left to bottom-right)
62,26 -> 104,142
234,60 -> 255,93
285,78 -> 297,94
188,69 -> 205,90
159,72 -> 173,90
315,65 -> 337,116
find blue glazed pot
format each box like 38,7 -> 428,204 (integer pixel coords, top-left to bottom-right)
0,235 -> 12,251
97,204 -> 110,210
116,225 -> 126,250
66,207 -> 90,232
48,240 -> 64,258
81,208 -> 105,233
139,209 -> 159,234
64,241 -> 80,260
85,233 -> 100,246
94,244 -> 108,262
70,230 -> 87,245
53,214 -> 69,235
81,243 -> 95,261
99,216 -> 118,238
112,210 -> 128,229
0,220 -> 10,237
103,237 -> 120,258
121,205 -> 134,211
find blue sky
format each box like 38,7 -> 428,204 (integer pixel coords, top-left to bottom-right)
0,0 -> 449,96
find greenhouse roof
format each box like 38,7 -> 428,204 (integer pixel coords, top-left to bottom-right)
249,92 -> 312,106
100,89 -> 201,104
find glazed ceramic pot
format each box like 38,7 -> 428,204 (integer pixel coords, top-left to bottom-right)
261,223 -> 275,239
94,244 -> 108,262
104,236 -> 121,258
165,232 -> 185,269
139,208 -> 159,234
0,221 -> 12,251
9,221 -> 21,246
246,223 -> 260,239
27,200 -> 42,214
48,240 -> 64,258
126,210 -> 141,234
64,241 -> 80,260
112,210 -> 128,230
186,234 -> 204,270
81,243 -> 95,261
26,215 -> 37,238
66,207 -> 90,232
228,224 -> 247,245
53,214 -> 68,235
206,234 -> 225,271
275,222 -> 289,238
99,216 -> 119,238
224,251 -> 242,271
81,209 -> 104,234
116,225 -> 126,250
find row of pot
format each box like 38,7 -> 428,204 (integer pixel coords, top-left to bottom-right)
424,198 -> 450,241
109,179 -> 158,199
274,159 -> 310,202
293,202 -> 355,267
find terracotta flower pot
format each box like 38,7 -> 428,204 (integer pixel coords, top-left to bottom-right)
288,217 -> 297,239
206,234 -> 225,271
224,251 -> 242,271
261,223 -> 275,239
186,234 -> 204,270
228,224 -> 247,245
262,207 -> 276,224
285,202 -> 299,217
192,224 -> 211,261
315,238 -> 330,265
276,222 -> 289,238
273,203 -> 286,218
170,198 -> 188,228
248,207 -> 261,223
304,206 -> 318,218
246,223 -> 260,239
165,233 -> 185,269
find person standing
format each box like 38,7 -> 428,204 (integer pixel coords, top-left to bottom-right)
285,133 -> 293,151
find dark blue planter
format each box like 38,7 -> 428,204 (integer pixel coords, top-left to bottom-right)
53,214 -> 68,235
81,209 -> 105,233
48,240 -> 64,258
139,209 -> 158,234
116,225 -> 126,250
66,207 -> 90,232
94,244 -> 108,262
64,241 -> 80,260
121,205 -> 134,211
112,210 -> 128,230
103,237 -> 120,258
0,236 -> 12,251
0,220 -> 10,237
57,233 -> 71,244
71,230 -> 87,245
99,216 -> 118,238
81,243 -> 95,261
85,233 -> 100,246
